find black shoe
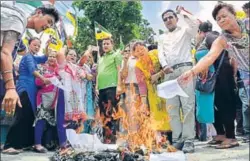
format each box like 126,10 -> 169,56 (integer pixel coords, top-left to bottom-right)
182,140 -> 195,153
33,146 -> 48,153
173,140 -> 184,150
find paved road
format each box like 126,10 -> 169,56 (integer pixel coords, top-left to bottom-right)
1,140 -> 249,161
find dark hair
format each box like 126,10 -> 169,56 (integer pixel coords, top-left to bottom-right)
35,4 -> 59,23
102,37 -> 114,44
28,37 -> 41,45
205,32 -> 219,49
161,9 -> 177,20
212,3 -> 236,20
210,30 -> 220,36
242,2 -> 250,10
123,44 -> 130,51
132,41 -> 146,52
199,21 -> 213,33
148,44 -> 157,51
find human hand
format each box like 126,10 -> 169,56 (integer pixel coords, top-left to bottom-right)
86,74 -> 93,80
2,89 -> 22,116
163,66 -> 174,74
178,69 -> 195,86
200,69 -> 208,80
45,38 -> 52,48
80,72 -> 86,79
151,73 -> 160,84
176,6 -> 184,14
42,78 -> 51,85
95,88 -> 99,96
116,86 -> 123,96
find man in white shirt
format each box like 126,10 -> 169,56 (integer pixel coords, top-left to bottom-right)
158,7 -> 199,153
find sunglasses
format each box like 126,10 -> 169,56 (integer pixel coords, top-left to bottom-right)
163,16 -> 174,22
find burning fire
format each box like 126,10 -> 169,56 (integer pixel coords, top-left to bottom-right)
91,83 -> 177,161
112,84 -> 176,154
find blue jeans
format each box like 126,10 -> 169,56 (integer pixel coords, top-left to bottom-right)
239,70 -> 250,134
239,88 -> 249,134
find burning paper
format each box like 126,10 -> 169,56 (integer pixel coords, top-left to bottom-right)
66,129 -> 118,151
157,79 -> 188,99
48,76 -> 69,91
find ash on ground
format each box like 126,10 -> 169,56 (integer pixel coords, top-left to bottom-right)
50,149 -> 147,161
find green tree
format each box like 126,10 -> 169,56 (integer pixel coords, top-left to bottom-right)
139,19 -> 155,44
72,1 -> 155,53
72,17 -> 95,55
158,29 -> 164,35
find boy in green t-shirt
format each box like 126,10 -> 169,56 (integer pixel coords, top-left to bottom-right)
96,38 -> 122,144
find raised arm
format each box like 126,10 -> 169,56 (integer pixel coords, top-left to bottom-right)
177,6 -> 199,36
57,46 -> 67,65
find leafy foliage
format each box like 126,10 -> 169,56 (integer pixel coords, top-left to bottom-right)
72,1 -> 155,55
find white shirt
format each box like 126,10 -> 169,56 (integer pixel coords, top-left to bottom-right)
158,14 -> 199,67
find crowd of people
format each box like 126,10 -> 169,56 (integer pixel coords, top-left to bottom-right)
0,1 -> 249,158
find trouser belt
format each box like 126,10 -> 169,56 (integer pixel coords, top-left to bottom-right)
171,62 -> 193,70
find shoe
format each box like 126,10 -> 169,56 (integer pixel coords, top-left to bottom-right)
236,131 -> 244,136
182,140 -> 195,153
33,146 -> 48,153
215,142 -> 239,149
173,140 -> 184,150
242,134 -> 250,143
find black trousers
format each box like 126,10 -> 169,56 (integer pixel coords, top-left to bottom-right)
235,91 -> 243,134
4,92 -> 35,149
214,56 -> 237,139
98,87 -> 119,143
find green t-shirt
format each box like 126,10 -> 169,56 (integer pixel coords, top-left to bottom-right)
97,50 -> 122,90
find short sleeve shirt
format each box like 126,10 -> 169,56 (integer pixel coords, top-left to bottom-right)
0,2 -> 27,46
97,50 -> 122,90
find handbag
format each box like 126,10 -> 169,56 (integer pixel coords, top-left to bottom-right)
195,50 -> 226,93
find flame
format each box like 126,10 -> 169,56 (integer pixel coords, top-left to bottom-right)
115,84 -> 177,154
91,83 -> 176,157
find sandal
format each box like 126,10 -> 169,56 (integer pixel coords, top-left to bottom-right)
59,146 -> 75,156
207,140 -> 222,145
33,146 -> 48,153
2,148 -> 21,155
215,142 -> 239,149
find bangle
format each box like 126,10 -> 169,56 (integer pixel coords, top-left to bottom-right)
4,78 -> 14,84
1,70 -> 12,74
6,87 -> 16,90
